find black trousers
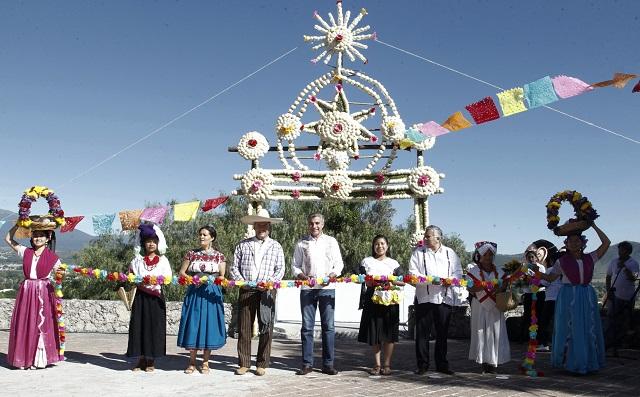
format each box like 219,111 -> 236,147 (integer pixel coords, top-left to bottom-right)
415,302 -> 452,370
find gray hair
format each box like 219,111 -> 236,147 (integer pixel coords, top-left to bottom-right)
424,225 -> 443,238
307,213 -> 325,223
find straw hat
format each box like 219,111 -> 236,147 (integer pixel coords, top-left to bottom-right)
240,208 -> 283,225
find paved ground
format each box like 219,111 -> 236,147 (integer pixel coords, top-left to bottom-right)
1,326 -> 640,397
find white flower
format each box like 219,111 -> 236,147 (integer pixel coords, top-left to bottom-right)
410,230 -> 425,248
237,131 -> 269,160
381,116 -> 405,142
407,166 -> 440,197
322,147 -> 351,170
275,113 -> 302,140
317,111 -> 361,150
321,172 -> 353,199
241,169 -> 274,201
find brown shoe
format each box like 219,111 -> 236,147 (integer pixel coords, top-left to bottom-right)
235,366 -> 250,375
296,366 -> 312,375
255,367 -> 266,376
321,366 -> 339,375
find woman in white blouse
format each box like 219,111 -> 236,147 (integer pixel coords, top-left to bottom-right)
357,235 -> 404,376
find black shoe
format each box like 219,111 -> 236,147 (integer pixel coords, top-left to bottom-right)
321,366 -> 339,375
414,367 -> 428,375
296,366 -> 312,375
436,367 -> 454,375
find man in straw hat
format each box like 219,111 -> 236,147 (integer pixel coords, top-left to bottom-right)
292,213 -> 344,376
230,208 -> 285,376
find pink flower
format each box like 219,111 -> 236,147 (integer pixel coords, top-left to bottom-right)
417,175 -> 430,187
417,239 -> 425,247
251,180 -> 263,192
370,136 -> 378,143
291,190 -> 301,199
374,173 -> 385,184
375,189 -> 384,200
247,139 -> 258,148
314,153 -> 321,161
291,172 -> 301,182
331,183 -> 341,192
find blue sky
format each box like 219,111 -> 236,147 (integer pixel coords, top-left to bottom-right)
1,0 -> 638,254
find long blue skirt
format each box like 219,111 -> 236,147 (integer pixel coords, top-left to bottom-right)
177,284 -> 226,350
551,284 -> 605,374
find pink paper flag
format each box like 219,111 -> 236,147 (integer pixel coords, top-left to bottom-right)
552,75 -> 594,99
139,206 -> 169,225
418,121 -> 450,137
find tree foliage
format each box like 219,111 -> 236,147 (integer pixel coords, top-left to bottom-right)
63,197 -> 472,302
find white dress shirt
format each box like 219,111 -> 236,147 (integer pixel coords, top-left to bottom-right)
408,244 -> 463,304
292,234 -> 344,290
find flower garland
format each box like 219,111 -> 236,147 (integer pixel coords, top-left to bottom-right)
371,285 -> 403,305
54,264 -> 67,359
62,264 -> 509,290
241,169 -> 274,201
546,190 -> 598,230
407,166 -> 441,197
17,186 -> 65,228
237,131 -> 269,161
321,172 -> 353,199
520,276 -> 544,377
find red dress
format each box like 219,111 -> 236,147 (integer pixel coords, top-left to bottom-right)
7,246 -> 61,368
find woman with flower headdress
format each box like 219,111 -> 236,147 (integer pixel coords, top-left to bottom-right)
467,241 -> 511,374
177,225 -> 227,375
126,223 -> 172,372
537,222 -> 610,374
4,224 -> 62,369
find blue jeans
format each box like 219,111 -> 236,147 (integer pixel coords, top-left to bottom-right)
300,289 -> 335,367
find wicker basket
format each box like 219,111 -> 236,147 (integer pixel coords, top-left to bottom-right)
27,215 -> 59,231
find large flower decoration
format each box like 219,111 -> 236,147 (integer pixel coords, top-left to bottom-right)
275,113 -> 303,140
407,166 -> 441,197
381,116 -> 406,143
546,190 -> 598,230
304,84 -> 377,169
321,172 -> 353,199
303,2 -> 375,65
17,185 -> 65,228
237,131 -> 269,161
241,169 -> 274,201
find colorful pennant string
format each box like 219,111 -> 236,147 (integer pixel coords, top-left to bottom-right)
60,216 -> 84,233
92,214 -> 116,235
496,87 -> 527,117
139,206 -> 169,225
118,209 -> 143,231
202,196 -> 229,212
418,121 -> 450,137
524,76 -> 558,108
551,75 -> 593,99
465,97 -> 500,124
173,201 -> 200,222
441,111 -> 472,131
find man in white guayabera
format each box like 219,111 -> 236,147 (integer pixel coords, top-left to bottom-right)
292,213 -> 344,376
409,225 -> 463,376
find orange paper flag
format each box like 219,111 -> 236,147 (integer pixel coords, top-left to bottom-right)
441,111 -> 472,131
592,72 -> 638,89
119,209 -> 143,231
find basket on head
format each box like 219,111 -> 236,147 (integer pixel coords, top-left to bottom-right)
27,215 -> 59,231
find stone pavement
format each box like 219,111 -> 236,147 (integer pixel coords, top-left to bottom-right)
1,328 -> 640,397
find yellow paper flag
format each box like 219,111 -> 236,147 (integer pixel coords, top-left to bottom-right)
173,201 -> 200,221
118,209 -> 143,231
496,87 -> 527,116
441,111 -> 472,131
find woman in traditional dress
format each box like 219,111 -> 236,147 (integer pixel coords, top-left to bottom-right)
126,224 -> 172,372
467,241 -> 511,374
537,222 -> 610,374
4,224 -> 62,369
177,225 -> 226,374
357,235 -> 404,376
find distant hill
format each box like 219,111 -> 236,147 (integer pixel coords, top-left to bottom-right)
0,208 -> 95,261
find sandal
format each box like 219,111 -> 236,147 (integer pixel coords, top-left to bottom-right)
381,366 -> 392,376
184,364 -> 196,374
132,358 -> 145,372
145,360 -> 155,372
368,366 -> 381,376
199,362 -> 210,374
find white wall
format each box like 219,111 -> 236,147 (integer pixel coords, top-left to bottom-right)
275,283 -> 416,324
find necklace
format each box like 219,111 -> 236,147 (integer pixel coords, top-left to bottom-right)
144,255 -> 160,271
